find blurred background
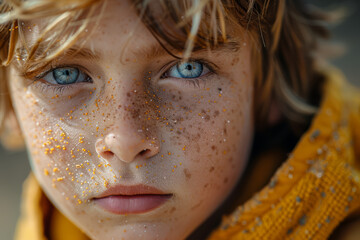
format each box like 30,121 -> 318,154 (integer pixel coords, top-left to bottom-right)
0,0 -> 359,239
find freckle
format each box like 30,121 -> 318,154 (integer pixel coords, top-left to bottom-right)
169,207 -> 176,214
183,168 -> 191,180
209,166 -> 214,172
223,178 -> 228,184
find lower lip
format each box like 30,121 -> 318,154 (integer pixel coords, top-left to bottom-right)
94,195 -> 172,214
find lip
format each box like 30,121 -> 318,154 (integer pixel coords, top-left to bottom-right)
93,184 -> 172,215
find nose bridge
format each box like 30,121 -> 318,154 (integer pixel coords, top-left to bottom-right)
95,74 -> 160,163
108,78 -> 154,137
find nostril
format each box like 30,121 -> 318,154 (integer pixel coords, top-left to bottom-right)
101,150 -> 114,159
139,149 -> 150,156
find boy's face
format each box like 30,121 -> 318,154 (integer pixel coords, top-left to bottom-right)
9,0 -> 254,239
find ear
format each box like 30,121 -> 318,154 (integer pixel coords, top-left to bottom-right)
0,109 -> 25,150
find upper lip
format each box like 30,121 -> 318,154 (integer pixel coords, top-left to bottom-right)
93,184 -> 171,199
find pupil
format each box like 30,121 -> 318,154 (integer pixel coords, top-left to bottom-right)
186,64 -> 192,71
65,70 -> 70,76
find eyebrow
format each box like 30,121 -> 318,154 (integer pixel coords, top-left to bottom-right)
15,45 -> 101,63
135,40 -> 241,60
62,47 -> 101,61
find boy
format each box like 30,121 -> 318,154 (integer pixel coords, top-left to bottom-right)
1,0 -> 359,239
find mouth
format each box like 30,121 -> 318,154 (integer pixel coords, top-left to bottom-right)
92,184 -> 172,215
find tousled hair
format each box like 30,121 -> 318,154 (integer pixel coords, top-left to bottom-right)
0,0 -> 335,135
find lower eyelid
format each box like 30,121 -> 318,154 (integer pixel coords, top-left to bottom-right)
158,72 -> 213,89
31,80 -> 73,94
184,79 -> 202,88
31,78 -> 93,96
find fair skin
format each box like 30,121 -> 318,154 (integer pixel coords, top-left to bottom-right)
8,0 -> 254,239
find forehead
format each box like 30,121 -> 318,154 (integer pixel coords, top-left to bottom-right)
17,0 -> 245,67
21,1 -> 154,54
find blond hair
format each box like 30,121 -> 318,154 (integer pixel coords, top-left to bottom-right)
0,0 -> 333,135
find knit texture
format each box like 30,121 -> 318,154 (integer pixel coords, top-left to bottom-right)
208,69 -> 360,239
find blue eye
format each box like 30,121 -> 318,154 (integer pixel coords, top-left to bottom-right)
53,68 -> 79,84
41,67 -> 91,85
166,61 -> 209,79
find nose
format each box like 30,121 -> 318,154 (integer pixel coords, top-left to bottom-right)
95,132 -> 160,163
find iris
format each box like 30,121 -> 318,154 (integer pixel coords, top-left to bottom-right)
53,68 -> 80,84
168,61 -> 204,78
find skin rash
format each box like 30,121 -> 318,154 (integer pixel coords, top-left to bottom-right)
9,0 -> 254,239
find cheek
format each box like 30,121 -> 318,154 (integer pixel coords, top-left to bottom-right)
9,77 -> 108,210
155,74 -> 254,212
